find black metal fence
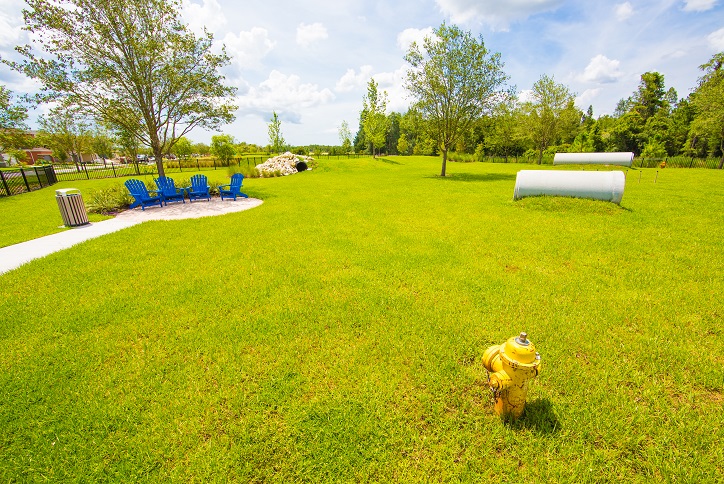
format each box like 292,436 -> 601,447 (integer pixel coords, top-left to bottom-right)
1,152 -> 719,198
0,154 -> 366,197
0,165 -> 57,196
472,155 -> 723,168
634,156 -> 723,169
51,153 -> 365,183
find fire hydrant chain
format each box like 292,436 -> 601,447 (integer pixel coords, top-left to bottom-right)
481,332 -> 541,419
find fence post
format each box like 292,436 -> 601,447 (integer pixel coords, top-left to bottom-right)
20,168 -> 31,192
48,165 -> 58,184
34,166 -> 43,188
0,170 -> 10,196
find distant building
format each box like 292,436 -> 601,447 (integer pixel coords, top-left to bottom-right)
24,147 -> 55,164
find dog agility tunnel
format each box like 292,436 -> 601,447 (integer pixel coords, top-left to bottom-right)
513,170 -> 626,204
553,152 -> 634,167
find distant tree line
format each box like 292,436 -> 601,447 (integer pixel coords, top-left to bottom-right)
351,24 -> 724,170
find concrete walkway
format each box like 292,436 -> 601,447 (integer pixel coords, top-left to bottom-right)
0,197 -> 263,275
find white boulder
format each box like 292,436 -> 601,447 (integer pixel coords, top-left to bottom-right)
256,152 -> 314,176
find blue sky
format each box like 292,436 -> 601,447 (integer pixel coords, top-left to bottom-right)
1,0 -> 723,146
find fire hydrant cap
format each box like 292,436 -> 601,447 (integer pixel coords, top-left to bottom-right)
501,333 -> 539,366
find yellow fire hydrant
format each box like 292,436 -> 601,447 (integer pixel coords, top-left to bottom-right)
482,332 -> 541,419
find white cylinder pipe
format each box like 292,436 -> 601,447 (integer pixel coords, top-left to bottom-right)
514,170 -> 626,204
553,152 -> 634,167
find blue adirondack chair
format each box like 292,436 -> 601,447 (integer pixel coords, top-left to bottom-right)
125,179 -> 163,210
185,174 -> 211,202
154,176 -> 185,205
218,173 -> 248,200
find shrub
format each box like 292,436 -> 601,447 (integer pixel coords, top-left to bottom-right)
85,185 -> 133,214
448,152 -> 477,163
227,164 -> 261,179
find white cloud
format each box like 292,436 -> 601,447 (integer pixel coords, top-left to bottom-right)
615,2 -> 634,21
518,89 -> 534,103
222,28 -> 275,70
576,88 -> 602,109
236,70 -> 335,122
335,64 -> 409,111
708,27 -> 724,50
682,0 -> 717,12
372,65 -> 410,112
0,7 -> 24,48
578,55 -> 622,84
181,0 -> 226,37
335,65 -> 374,92
435,0 -> 565,29
296,22 -> 328,47
397,27 -> 435,52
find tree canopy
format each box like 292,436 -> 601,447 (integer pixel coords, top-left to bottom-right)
521,75 -> 579,164
361,79 -> 389,157
210,134 -> 236,164
37,106 -> 93,166
689,53 -> 724,168
404,23 -> 510,176
8,0 -> 237,176
0,86 -> 30,163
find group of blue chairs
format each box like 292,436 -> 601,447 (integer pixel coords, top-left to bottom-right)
125,173 -> 248,210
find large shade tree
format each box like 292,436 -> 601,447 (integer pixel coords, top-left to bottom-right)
404,23 -> 510,176
8,0 -> 237,177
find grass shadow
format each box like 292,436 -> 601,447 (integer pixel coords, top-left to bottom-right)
427,173 -> 517,182
504,398 -> 561,435
378,157 -> 403,165
513,196 -> 631,215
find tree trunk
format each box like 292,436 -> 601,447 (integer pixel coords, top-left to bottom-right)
440,149 -> 448,176
152,144 -> 165,177
719,139 -> 724,169
537,148 -> 543,165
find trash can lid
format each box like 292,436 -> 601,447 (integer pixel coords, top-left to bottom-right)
56,188 -> 80,196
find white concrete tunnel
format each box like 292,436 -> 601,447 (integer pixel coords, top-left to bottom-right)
513,170 -> 626,204
553,152 -> 634,167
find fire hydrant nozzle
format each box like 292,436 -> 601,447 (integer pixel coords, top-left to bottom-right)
482,332 -> 541,419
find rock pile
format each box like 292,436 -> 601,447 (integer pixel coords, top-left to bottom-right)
256,152 -> 314,176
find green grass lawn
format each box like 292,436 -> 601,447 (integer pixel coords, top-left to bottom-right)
1,157 -> 723,481
0,169 -> 233,248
